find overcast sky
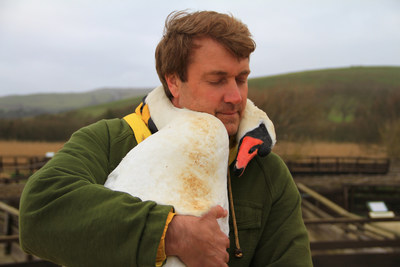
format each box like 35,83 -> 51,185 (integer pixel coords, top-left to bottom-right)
1,0 -> 399,96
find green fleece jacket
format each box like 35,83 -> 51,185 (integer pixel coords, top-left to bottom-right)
19,118 -> 312,267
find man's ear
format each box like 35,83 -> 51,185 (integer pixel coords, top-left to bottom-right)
165,74 -> 181,98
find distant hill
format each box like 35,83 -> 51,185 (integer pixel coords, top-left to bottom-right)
1,66 -> 399,145
0,88 -> 151,118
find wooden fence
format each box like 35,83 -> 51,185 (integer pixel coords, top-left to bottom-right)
0,155 -> 391,181
286,156 -> 390,175
0,201 -> 59,266
0,202 -> 20,256
298,183 -> 400,267
0,156 -> 50,182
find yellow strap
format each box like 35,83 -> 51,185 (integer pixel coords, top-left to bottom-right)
135,102 -> 151,124
156,210 -> 176,266
123,113 -> 152,144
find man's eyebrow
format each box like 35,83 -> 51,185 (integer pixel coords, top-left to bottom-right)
203,70 -> 251,77
203,71 -> 228,77
238,69 -> 251,76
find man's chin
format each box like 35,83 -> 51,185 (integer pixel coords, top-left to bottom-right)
216,114 -> 240,136
222,122 -> 239,137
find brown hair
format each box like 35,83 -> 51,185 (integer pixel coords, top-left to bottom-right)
155,10 -> 256,98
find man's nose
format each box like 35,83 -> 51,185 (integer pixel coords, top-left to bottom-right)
224,80 -> 242,104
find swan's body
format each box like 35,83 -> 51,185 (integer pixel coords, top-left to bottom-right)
105,87 -> 229,266
105,108 -> 230,230
104,86 -> 275,266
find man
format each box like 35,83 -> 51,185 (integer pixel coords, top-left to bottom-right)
19,11 -> 312,266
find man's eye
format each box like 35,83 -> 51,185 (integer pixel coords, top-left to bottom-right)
236,78 -> 247,85
209,80 -> 224,85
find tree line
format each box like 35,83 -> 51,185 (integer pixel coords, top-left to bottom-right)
0,105 -> 133,142
1,88 -> 399,158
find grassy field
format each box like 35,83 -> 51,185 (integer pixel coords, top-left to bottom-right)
0,140 -> 387,158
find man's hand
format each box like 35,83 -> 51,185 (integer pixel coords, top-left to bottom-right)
165,206 -> 230,267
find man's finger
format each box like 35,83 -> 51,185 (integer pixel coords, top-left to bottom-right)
203,205 -> 228,220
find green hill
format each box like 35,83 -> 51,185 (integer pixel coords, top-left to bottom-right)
249,66 -> 400,91
0,88 -> 151,118
71,95 -> 144,118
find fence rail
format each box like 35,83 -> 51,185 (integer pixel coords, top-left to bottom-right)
286,156 -> 390,175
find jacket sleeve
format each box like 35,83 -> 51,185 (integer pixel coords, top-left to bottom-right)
252,153 -> 313,266
19,119 -> 173,267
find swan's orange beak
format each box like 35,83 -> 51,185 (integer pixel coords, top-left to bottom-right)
234,136 -> 263,177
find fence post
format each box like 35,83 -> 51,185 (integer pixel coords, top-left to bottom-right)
13,156 -> 20,176
343,185 -> 349,211
2,212 -> 13,254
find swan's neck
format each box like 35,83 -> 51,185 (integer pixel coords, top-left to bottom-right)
145,86 -> 182,130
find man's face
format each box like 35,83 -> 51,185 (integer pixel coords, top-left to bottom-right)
168,37 -> 250,137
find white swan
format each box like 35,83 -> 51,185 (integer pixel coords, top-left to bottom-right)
104,86 -> 275,266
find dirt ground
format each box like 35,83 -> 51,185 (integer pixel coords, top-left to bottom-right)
273,141 -> 387,159
0,141 -> 65,156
